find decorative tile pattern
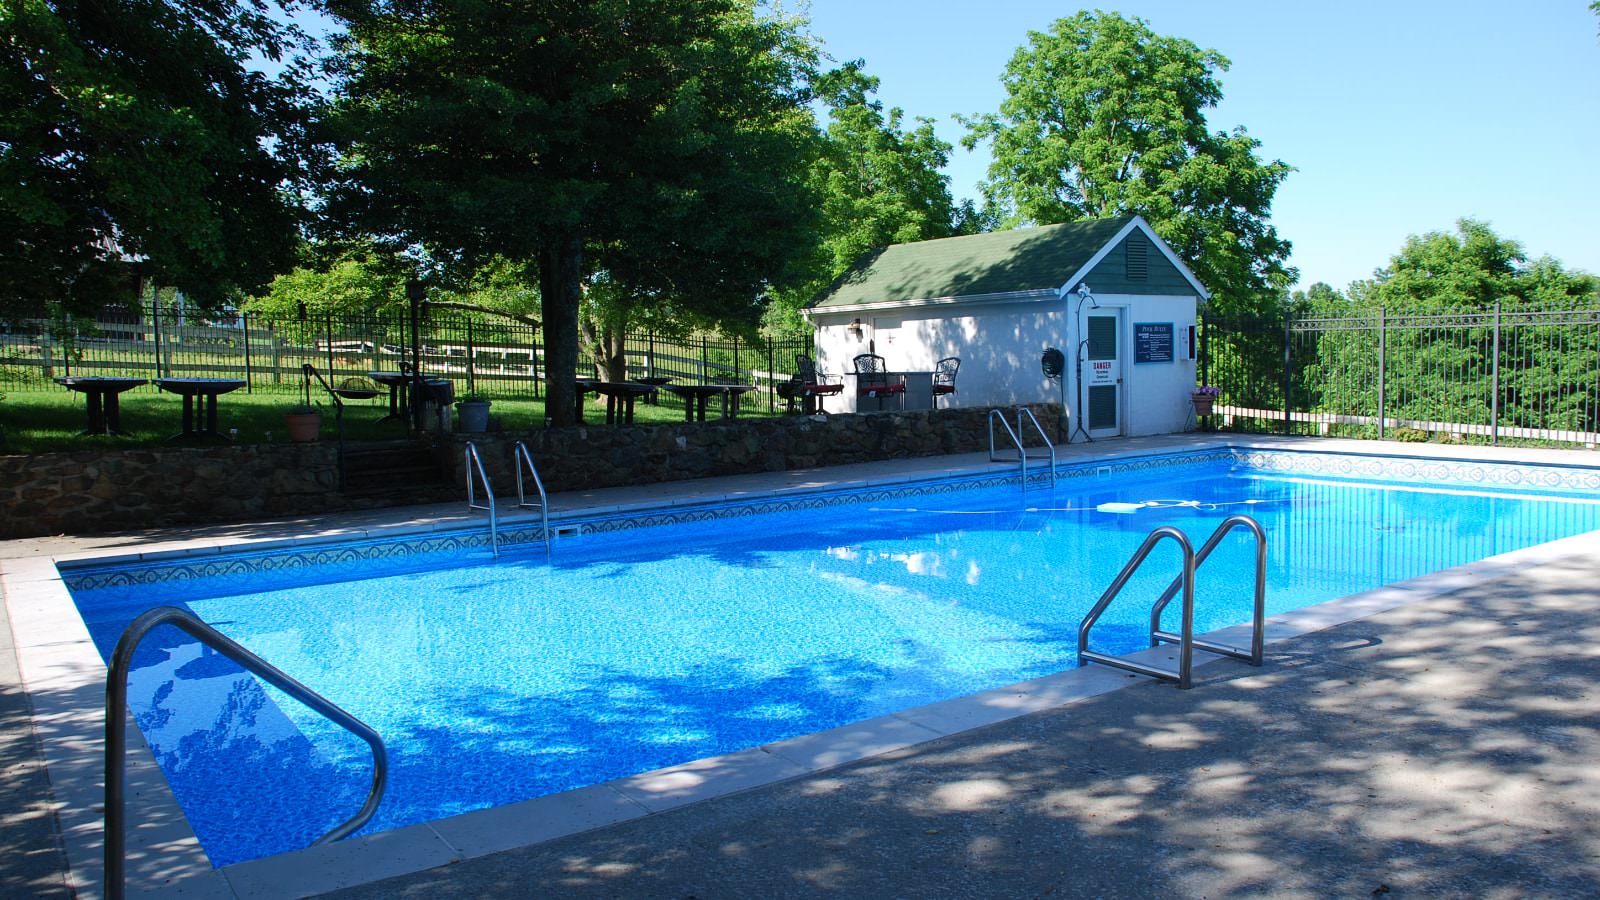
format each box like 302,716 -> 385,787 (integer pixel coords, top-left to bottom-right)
1233,449 -> 1600,492
61,446 -> 1600,592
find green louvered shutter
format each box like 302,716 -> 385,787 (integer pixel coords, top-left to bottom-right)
1088,385 -> 1118,429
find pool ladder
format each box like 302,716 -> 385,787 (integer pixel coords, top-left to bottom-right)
464,441 -> 499,556
105,607 -> 387,899
1077,515 -> 1267,689
465,441 -> 553,557
513,440 -> 552,552
988,408 -> 1056,486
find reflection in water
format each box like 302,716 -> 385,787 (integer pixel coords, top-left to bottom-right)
73,462 -> 1600,867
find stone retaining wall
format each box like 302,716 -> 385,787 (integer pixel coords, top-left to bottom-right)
0,405 -> 1058,539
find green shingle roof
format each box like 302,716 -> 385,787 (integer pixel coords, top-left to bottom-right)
807,216 -> 1137,310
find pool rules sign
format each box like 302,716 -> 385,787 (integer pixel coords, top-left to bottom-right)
1134,322 -> 1174,364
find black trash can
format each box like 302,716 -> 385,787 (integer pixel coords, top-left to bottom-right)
420,378 -> 455,432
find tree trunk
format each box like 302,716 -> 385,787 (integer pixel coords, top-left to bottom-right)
578,317 -> 627,381
540,234 -> 584,427
598,326 -> 627,381
581,294 -> 633,382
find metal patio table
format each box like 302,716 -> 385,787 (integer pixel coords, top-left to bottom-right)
154,378 -> 246,443
662,383 -> 757,422
54,376 -> 146,435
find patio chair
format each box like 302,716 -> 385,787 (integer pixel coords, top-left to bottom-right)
932,357 -> 960,407
796,355 -> 843,414
852,353 -> 905,411
776,374 -> 804,413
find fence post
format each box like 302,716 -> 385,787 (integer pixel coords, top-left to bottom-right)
767,338 -> 775,412
161,304 -> 176,378
1491,302 -> 1501,446
325,314 -> 335,377
243,312 -> 253,392
1377,308 -> 1386,439
1282,316 -> 1292,435
647,328 -> 656,379
700,336 -> 708,381
466,318 -> 475,395
531,325 -> 541,398
151,301 -> 163,379
407,279 -> 424,434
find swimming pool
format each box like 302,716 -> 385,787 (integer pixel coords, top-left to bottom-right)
63,447 -> 1600,868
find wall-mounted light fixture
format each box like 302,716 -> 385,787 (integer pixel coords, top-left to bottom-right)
846,317 -> 864,339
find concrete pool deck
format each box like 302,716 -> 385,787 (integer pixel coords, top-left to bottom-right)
4,434 -> 1599,897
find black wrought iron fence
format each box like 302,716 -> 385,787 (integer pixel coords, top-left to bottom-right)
0,304 -> 814,414
1201,303 -> 1600,446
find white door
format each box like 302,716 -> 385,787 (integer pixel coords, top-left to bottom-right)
1085,311 -> 1123,438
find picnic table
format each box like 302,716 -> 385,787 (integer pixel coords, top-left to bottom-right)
575,379 -> 658,425
54,376 -> 146,435
662,383 -> 757,422
154,378 -> 246,443
368,371 -> 413,423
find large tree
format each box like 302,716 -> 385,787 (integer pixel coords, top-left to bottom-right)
1,0 -> 315,319
1301,220 -> 1600,431
1347,218 -> 1597,312
764,60 -> 973,334
962,11 -> 1295,316
323,0 -> 819,425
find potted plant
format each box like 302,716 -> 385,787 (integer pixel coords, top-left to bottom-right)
284,404 -> 321,442
456,395 -> 492,432
1191,385 -> 1221,416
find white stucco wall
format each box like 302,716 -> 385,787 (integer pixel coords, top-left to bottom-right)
809,292 -> 1198,440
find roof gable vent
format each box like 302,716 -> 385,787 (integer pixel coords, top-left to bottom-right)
1125,235 -> 1148,280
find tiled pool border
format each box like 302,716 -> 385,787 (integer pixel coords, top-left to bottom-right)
8,435 -> 1600,898
57,445 -> 1600,593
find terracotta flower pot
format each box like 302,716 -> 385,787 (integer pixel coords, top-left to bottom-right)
1191,394 -> 1215,416
284,412 -> 321,442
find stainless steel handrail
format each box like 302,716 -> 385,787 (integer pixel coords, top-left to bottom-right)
1149,515 -> 1267,666
1077,526 -> 1199,688
989,408 -> 1058,488
464,441 -> 498,557
988,409 -> 1030,482
1015,407 -> 1056,480
105,606 -> 387,899
513,440 -> 551,553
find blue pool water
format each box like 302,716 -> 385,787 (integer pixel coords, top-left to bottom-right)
68,454 -> 1600,866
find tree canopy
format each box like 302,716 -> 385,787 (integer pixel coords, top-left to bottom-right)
763,60 -> 973,334
322,0 -> 820,424
962,10 -> 1295,316
1,0 -> 315,320
1347,219 -> 1599,312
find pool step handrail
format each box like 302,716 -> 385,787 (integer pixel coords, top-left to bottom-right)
513,441 -> 552,552
988,408 -> 1056,486
464,441 -> 499,557
1015,407 -> 1055,479
987,408 -> 1025,469
1077,515 -> 1267,689
105,606 -> 387,900
1149,515 -> 1267,666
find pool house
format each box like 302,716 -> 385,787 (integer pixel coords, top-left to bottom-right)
805,214 -> 1208,439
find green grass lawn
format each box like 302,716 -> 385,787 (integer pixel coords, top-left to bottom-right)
0,386 -> 785,454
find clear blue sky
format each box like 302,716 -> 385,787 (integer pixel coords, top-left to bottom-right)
802,0 -> 1600,291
